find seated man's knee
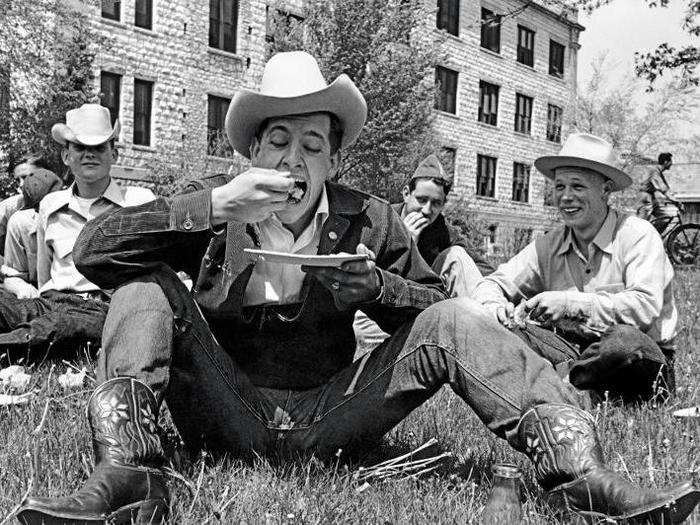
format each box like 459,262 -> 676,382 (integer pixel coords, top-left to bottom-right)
415,297 -> 490,332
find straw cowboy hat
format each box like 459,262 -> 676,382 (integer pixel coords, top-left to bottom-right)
225,51 -> 367,158
535,133 -> 632,191
51,104 -> 120,146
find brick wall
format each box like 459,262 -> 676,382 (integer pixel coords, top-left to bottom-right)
425,0 -> 582,244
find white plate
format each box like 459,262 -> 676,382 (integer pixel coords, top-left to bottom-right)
243,249 -> 368,268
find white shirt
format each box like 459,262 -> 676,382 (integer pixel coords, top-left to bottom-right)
243,187 -> 329,306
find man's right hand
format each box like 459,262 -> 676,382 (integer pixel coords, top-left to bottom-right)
2,277 -> 40,299
210,168 -> 294,225
403,211 -> 430,242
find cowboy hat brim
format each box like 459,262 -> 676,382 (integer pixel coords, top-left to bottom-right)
535,155 -> 632,191
51,120 -> 121,147
226,74 -> 367,159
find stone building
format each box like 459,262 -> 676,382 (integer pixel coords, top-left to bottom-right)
90,0 -> 582,246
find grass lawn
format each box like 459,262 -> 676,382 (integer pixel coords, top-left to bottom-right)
0,269 -> 698,524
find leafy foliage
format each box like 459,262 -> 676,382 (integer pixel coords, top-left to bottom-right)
266,0 -> 443,202
0,0 -> 100,185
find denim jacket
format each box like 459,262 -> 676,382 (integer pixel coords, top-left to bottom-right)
74,179 -> 447,389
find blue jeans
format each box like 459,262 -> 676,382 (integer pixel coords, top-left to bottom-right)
97,279 -> 579,458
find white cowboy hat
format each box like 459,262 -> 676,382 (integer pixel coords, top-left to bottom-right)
225,51 -> 367,158
535,133 -> 632,191
51,104 -> 120,146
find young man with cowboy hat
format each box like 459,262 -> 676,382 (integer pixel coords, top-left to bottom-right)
354,153 -> 492,350
474,133 -> 679,401
0,166 -> 63,298
0,104 -> 154,352
18,55 -> 699,524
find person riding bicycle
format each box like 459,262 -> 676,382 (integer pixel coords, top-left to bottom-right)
640,152 -> 684,234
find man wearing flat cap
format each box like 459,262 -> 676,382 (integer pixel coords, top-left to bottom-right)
355,154 -> 493,350
474,133 -> 679,401
20,54 -> 699,525
0,104 -> 154,351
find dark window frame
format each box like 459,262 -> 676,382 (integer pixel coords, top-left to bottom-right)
516,25 -> 535,66
209,0 -> 239,53
435,65 -> 458,114
514,93 -> 533,134
549,39 -> 565,77
207,95 -> 234,157
546,103 -> 563,143
480,7 -> 501,53
437,0 -> 460,37
133,78 -> 153,146
512,162 -> 530,202
135,0 -> 153,30
476,154 -> 497,198
101,0 -> 120,21
99,71 -> 121,126
478,80 -> 499,126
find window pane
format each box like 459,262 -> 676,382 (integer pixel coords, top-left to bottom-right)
133,79 -> 153,146
135,0 -> 152,29
102,0 -> 120,20
437,0 -> 459,36
477,154 -> 496,197
480,8 -> 500,53
435,66 -> 458,114
210,0 -> 238,52
209,0 -> 220,47
512,162 -> 530,202
99,72 -> 121,125
549,40 -> 565,77
514,94 -> 532,134
547,104 -> 562,143
517,25 -> 534,66
478,81 -> 498,125
207,95 -> 234,157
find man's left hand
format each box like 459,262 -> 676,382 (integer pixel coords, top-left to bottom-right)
302,244 -> 381,306
525,291 -> 584,324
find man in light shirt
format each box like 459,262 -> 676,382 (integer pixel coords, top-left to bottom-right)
474,133 -> 678,401
1,167 -> 63,297
0,104 -> 154,351
21,54 -> 699,525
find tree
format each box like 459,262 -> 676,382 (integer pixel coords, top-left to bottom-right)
570,53 -> 698,208
0,0 -> 99,192
266,0 -> 443,201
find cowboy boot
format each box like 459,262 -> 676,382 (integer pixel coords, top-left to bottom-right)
17,377 -> 169,525
518,404 -> 699,523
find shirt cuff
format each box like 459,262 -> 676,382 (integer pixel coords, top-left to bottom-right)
169,189 -> 212,232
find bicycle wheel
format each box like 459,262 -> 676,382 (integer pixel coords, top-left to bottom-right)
666,223 -> 700,266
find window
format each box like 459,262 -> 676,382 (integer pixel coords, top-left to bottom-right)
478,81 -> 499,126
549,40 -> 565,77
512,163 -> 530,202
543,178 -> 555,206
435,66 -> 458,114
546,103 -> 563,143
480,8 -> 501,53
135,0 -> 153,30
101,0 -> 120,21
517,25 -> 535,66
438,146 -> 457,179
437,0 -> 459,36
266,6 -> 304,43
514,93 -> 533,134
476,154 -> 497,197
99,72 -> 121,126
207,95 -> 233,157
209,0 -> 239,53
133,79 -> 153,146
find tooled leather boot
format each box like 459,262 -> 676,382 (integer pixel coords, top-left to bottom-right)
518,404 -> 699,523
17,377 -> 169,524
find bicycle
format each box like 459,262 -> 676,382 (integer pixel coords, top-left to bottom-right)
646,203 -> 700,266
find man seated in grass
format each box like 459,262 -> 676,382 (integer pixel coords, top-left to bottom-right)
0,104 -> 154,353
474,133 -> 678,401
1,166 -> 63,297
18,53 -> 699,525
354,154 -> 492,350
